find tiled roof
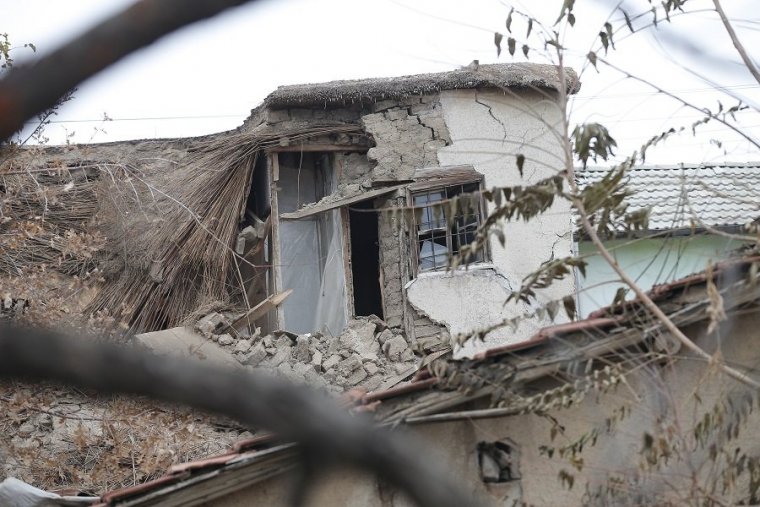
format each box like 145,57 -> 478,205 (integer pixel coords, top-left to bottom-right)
577,163 -> 760,231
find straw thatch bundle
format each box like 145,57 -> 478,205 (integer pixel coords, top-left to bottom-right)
86,122 -> 363,332
0,165 -> 102,277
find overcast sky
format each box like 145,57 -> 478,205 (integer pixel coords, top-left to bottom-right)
3,0 -> 758,165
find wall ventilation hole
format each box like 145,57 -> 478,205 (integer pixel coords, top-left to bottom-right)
477,440 -> 520,483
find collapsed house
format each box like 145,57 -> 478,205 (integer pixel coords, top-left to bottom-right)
5,65 -> 760,506
1,63 -> 580,360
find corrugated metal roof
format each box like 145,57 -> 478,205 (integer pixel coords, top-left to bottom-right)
577,163 -> 760,231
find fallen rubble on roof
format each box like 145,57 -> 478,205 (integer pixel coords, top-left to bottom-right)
134,311 -> 420,394
86,253 -> 760,506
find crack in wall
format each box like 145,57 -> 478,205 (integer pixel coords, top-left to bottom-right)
475,91 -> 508,142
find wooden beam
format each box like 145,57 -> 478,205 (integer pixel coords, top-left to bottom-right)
280,184 -> 407,220
266,144 -> 368,153
269,154 -> 284,330
228,290 -> 293,333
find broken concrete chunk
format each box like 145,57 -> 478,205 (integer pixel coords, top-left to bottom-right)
310,350 -> 323,369
368,314 -> 388,331
263,335 -> 274,348
270,346 -> 292,367
275,335 -> 293,348
243,343 -> 267,367
364,374 -> 384,392
346,366 -> 368,386
364,362 -> 380,376
337,354 -> 362,377
196,312 -> 226,337
395,363 -> 415,375
217,334 -> 234,347
376,329 -> 394,346
294,335 -> 311,363
234,339 -> 252,354
361,352 -> 379,363
322,354 -> 341,371
326,338 -> 342,356
339,328 -> 358,349
382,335 -> 409,362
400,348 -> 415,362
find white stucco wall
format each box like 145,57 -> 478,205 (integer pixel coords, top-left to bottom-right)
406,88 -> 574,357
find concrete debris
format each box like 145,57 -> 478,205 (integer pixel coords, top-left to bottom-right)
0,295 -> 29,320
133,327 -> 241,368
194,314 -> 419,392
217,334 -> 234,347
383,335 -> 410,362
194,312 -> 226,338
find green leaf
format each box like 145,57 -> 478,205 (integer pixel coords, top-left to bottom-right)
604,22 -> 615,49
599,31 -> 609,54
612,287 -> 627,306
555,0 -> 575,25
516,153 -> 525,177
494,32 -> 504,56
563,295 -> 577,321
587,51 -> 598,70
508,37 -> 516,56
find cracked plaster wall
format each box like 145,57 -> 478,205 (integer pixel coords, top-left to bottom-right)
406,88 -> 575,358
361,97 -> 450,181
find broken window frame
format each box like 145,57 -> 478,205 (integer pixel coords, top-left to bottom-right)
408,174 -> 488,275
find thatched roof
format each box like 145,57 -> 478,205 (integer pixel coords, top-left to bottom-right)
262,63 -> 580,109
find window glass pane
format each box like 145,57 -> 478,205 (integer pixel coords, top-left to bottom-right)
414,180 -> 486,273
414,191 -> 446,230
418,230 -> 448,272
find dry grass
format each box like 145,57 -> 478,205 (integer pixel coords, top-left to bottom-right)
86,123 -> 363,332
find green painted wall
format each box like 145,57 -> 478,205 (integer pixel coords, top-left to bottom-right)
578,234 -> 743,317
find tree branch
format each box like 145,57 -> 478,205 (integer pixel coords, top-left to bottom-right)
0,0 -> 260,141
0,325 -> 479,507
712,0 -> 760,87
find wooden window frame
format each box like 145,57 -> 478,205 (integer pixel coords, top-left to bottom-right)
408,174 -> 489,275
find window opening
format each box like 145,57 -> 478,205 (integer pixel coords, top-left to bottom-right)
412,181 -> 485,273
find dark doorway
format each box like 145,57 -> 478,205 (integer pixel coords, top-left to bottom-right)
349,200 -> 384,319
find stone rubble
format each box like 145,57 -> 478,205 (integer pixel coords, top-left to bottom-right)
194,314 -> 418,393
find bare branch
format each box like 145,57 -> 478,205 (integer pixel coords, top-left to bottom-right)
712,0 -> 760,87
0,0 -> 261,141
0,325 -> 479,507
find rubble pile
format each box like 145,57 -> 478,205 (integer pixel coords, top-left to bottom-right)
194,314 -> 418,392
0,295 -> 28,320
